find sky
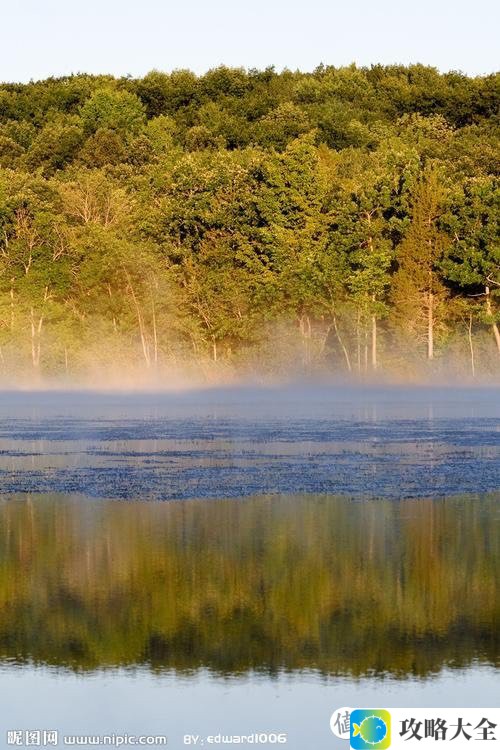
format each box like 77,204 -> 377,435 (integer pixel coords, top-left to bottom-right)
2,0 -> 499,83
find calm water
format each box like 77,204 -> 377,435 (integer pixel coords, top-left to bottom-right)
0,387 -> 499,749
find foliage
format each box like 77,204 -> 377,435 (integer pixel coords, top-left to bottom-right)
0,65 -> 498,378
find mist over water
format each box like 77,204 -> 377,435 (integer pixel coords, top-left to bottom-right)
3,381 -> 500,416
0,384 -> 499,500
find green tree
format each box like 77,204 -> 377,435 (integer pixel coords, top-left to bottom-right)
392,169 -> 450,361
442,177 -> 500,354
25,117 -> 84,174
80,88 -> 145,135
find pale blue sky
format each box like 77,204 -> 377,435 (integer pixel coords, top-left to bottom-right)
2,0 -> 498,83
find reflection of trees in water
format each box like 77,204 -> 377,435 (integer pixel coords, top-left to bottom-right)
0,494 -> 498,677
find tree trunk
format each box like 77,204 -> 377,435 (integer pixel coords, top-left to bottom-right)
126,275 -> 151,368
467,313 -> 475,379
332,315 -> 352,372
151,297 -> 158,367
485,286 -> 500,354
306,314 -> 311,365
10,281 -> 14,331
299,314 -> 312,366
30,307 -> 43,369
371,312 -> 377,370
427,292 -> 434,360
364,327 -> 368,374
356,309 -> 361,374
108,284 -> 118,335
149,278 -> 159,368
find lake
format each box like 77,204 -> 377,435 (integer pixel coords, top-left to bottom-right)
0,386 -> 498,749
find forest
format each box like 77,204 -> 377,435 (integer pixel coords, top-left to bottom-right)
0,64 -> 498,382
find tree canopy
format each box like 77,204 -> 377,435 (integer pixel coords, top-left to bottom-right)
0,65 -> 498,381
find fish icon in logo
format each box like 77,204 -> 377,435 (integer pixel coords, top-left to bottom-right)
350,709 -> 391,749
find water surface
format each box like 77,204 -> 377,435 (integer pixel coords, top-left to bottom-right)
0,386 -> 499,748
0,386 -> 499,499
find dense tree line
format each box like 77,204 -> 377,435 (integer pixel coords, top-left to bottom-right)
0,65 -> 498,380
